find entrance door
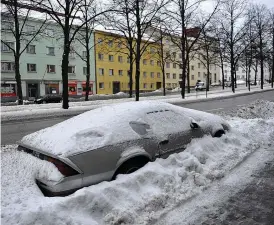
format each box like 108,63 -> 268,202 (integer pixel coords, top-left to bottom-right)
113,82 -> 120,94
156,82 -> 161,89
28,83 -> 38,99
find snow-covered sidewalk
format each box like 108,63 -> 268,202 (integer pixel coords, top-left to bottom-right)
1,100 -> 274,225
1,84 -> 273,122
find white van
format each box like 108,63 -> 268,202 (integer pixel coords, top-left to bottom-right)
195,82 -> 206,91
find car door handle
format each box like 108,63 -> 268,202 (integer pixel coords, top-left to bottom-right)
159,140 -> 169,145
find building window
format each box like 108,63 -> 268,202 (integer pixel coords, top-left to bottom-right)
27,63 -> 37,72
191,75 -> 194,80
143,59 -> 147,65
127,57 -> 130,63
150,72 -> 154,78
108,40 -> 113,47
2,21 -> 14,30
214,73 -> 217,82
191,65 -> 194,70
150,60 -> 154,66
83,67 -> 87,75
166,73 -> 170,79
45,29 -> 54,36
99,68 -> 104,75
173,63 -> 176,69
47,47 -> 55,55
179,53 -> 182,58
157,61 -> 161,67
27,45 -> 36,54
99,82 -> 104,89
173,73 -> 176,79
69,47 -> 75,58
166,62 -> 170,68
26,25 -> 35,33
151,83 -> 154,89
118,56 -> 123,63
109,55 -> 114,62
1,62 -> 15,72
119,70 -> 123,76
109,69 -> 114,76
1,42 -> 14,52
198,72 -> 200,77
157,72 -> 160,78
143,72 -> 147,78
198,63 -> 200,68
97,38 -> 103,45
172,52 -> 176,58
179,64 -> 182,69
117,41 -> 123,48
179,74 -> 182,79
150,47 -> 155,53
82,51 -> 87,57
47,65 -> 55,73
143,83 -> 147,88
203,72 -> 206,78
98,53 -> 104,60
68,66 -> 75,74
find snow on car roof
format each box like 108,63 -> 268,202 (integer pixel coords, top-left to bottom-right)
19,101 -> 177,157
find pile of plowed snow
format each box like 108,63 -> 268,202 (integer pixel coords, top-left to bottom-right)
217,100 -> 274,119
1,101 -> 274,225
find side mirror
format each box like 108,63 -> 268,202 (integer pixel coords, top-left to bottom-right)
190,121 -> 199,129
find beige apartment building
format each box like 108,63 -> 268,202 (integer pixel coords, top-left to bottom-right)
147,27 -> 221,89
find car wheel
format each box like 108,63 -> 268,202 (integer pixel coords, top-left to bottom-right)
214,130 -> 225,138
112,156 -> 150,180
42,100 -> 47,104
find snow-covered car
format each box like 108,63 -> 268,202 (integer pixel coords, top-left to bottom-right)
34,94 -> 63,104
17,101 -> 230,196
195,82 -> 206,91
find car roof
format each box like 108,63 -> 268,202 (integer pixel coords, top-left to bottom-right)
19,101 -> 176,157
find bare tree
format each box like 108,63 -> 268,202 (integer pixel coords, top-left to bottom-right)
74,0 -> 103,101
217,0 -> 248,93
37,0 -> 109,109
270,9 -> 274,88
164,0 -> 220,99
1,0 -> 47,105
252,4 -> 269,89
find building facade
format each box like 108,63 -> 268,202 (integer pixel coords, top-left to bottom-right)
94,30 -> 162,94
1,14 -> 96,102
221,62 -> 270,84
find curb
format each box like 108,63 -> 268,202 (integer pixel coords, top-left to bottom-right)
2,88 -> 273,124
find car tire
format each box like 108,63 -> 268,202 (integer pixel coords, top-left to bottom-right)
112,156 -> 150,180
42,101 -> 47,104
214,130 -> 225,138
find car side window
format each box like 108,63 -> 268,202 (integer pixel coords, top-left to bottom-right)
145,110 -> 191,135
129,121 -> 151,136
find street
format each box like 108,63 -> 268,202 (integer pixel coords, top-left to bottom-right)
2,90 -> 274,145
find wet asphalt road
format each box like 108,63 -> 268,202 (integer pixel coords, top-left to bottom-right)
194,161 -> 274,225
1,90 -> 274,145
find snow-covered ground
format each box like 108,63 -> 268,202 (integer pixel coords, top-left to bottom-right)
1,100 -> 274,225
1,84 -> 272,122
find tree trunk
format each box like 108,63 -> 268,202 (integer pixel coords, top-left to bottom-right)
129,47 -> 133,98
259,32 -> 264,89
272,26 -> 274,88
180,2 -> 186,99
254,59 -> 258,85
14,0 -> 23,105
234,69 -> 237,88
160,30 -> 166,96
85,24 -> 90,101
206,58 -> 210,92
187,57 -> 190,93
135,0 -> 141,101
220,53 -> 225,90
14,55 -> 23,104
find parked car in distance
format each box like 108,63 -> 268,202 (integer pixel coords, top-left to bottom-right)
18,101 -> 230,196
195,82 -> 206,91
34,94 -> 62,104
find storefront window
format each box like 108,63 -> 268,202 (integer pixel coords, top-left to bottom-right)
45,83 -> 59,94
1,83 -> 16,97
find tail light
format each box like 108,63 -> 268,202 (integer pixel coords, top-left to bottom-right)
18,145 -> 79,177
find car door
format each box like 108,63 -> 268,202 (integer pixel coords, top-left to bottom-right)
144,109 -> 203,158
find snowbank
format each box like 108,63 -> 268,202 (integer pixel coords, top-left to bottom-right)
1,100 -> 274,225
217,99 -> 274,119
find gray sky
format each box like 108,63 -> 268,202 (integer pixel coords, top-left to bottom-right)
254,0 -> 274,8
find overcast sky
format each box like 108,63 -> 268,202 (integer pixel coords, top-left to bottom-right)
255,0 -> 274,8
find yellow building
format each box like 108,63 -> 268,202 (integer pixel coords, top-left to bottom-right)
94,30 -> 162,94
